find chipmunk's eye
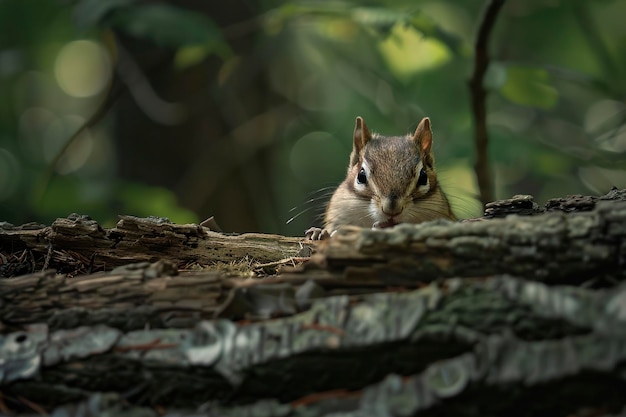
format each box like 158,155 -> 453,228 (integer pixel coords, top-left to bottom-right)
417,168 -> 428,186
357,168 -> 367,185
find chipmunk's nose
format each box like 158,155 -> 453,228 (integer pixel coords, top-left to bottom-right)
382,197 -> 403,217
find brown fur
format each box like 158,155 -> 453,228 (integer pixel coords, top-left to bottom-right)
324,117 -> 455,233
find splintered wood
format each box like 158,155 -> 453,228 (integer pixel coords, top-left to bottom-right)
0,214 -> 313,275
1,190 -> 626,416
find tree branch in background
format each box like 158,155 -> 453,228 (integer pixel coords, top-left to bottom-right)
35,75 -> 124,204
469,0 -> 505,208
35,35 -> 184,205
115,39 -> 186,125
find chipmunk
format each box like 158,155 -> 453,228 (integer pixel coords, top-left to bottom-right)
306,116 -> 455,240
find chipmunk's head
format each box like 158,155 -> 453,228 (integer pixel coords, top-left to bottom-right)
347,116 -> 446,227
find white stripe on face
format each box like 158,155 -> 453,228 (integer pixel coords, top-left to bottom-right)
355,159 -> 379,195
404,160 -> 430,198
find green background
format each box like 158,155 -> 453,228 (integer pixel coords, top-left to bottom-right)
0,0 -> 625,235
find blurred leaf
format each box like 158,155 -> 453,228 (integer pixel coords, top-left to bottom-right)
409,13 -> 467,56
174,42 -> 232,69
350,7 -> 407,33
378,24 -> 451,81
73,0 -> 136,29
38,177 -> 109,223
534,149 -> 571,175
351,7 -> 465,54
116,182 -> 198,224
499,66 -> 559,109
108,4 -> 223,47
273,2 -> 348,20
174,45 -> 210,70
269,4 -> 465,55
37,178 -> 198,226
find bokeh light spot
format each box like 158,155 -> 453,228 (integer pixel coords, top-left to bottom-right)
54,40 -> 111,98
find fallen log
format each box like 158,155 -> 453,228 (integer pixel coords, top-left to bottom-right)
292,198 -> 626,286
0,214 -> 313,275
4,276 -> 626,415
1,189 -> 626,416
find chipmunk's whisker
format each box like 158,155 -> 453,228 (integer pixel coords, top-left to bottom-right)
286,206 -> 317,224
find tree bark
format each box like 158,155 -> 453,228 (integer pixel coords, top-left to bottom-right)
291,199 -> 626,287
0,214 -> 312,276
1,190 -> 626,416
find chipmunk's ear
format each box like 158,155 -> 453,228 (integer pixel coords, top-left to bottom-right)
353,116 -> 372,153
412,117 -> 432,155
351,116 -> 372,166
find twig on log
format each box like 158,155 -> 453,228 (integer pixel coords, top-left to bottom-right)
0,215 -> 313,275
469,0 -> 505,208
2,190 -> 626,415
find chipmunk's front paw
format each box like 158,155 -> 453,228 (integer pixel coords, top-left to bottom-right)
305,227 -> 331,240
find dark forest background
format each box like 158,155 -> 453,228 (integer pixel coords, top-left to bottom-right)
0,0 -> 625,234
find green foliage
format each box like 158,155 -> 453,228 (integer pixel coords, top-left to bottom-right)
72,0 -> 136,29
270,3 -> 467,54
37,177 -> 198,227
408,11 -> 468,56
107,4 -> 223,47
74,0 -> 232,68
74,0 -> 231,64
115,182 -> 198,226
496,65 -> 559,110
1,0 -> 625,233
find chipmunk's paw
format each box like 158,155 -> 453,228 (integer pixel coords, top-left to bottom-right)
372,219 -> 398,229
305,227 -> 331,240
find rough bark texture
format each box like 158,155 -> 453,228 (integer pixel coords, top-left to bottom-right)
292,199 -> 626,286
0,214 -> 312,276
1,189 -> 626,416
